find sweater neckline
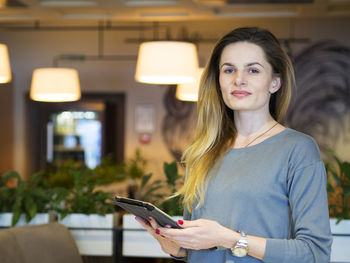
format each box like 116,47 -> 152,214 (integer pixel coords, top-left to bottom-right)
230,127 -> 290,152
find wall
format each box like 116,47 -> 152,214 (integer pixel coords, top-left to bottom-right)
0,16 -> 349,179
0,82 -> 14,174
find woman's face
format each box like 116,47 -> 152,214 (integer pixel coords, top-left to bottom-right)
219,41 -> 281,116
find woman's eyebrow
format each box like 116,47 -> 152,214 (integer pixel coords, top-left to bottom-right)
220,62 -> 264,69
220,62 -> 234,69
246,62 -> 264,68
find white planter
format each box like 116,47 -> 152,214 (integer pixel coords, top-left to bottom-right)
0,213 -> 50,227
330,218 -> 350,262
122,214 -> 183,258
59,213 -> 114,256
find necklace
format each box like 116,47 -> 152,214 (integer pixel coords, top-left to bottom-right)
244,122 -> 279,148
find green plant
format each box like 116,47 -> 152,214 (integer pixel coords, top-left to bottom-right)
0,171 -> 51,226
46,151 -> 146,218
125,149 -> 148,180
39,157 -> 127,189
138,173 -> 164,204
325,150 -> 350,223
138,161 -> 184,216
61,164 -> 114,219
92,155 -> 126,185
39,150 -> 147,191
0,171 -> 16,213
0,165 -> 114,224
0,150 -> 149,224
158,162 -> 184,216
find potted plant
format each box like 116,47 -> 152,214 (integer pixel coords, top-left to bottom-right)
122,161 -> 184,258
0,171 -> 51,227
325,150 -> 350,263
39,156 -> 127,190
35,152 -> 147,256
326,150 -> 350,222
49,161 -> 115,256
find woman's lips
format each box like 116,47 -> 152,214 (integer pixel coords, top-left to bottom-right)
231,90 -> 252,98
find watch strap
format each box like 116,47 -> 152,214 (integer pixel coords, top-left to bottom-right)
231,230 -> 248,257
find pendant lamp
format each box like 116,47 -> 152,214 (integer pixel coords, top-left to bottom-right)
135,41 -> 198,84
30,68 -> 81,102
0,44 -> 12,83
176,68 -> 204,101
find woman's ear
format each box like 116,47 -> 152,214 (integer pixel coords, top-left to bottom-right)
269,76 -> 282,94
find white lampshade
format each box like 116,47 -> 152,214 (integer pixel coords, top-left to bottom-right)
176,68 -> 204,101
0,44 -> 12,83
30,68 -> 81,102
135,41 -> 198,84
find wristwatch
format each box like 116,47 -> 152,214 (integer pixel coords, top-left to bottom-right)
231,231 -> 248,257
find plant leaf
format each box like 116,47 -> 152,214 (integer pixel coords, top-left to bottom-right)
164,162 -> 179,186
141,173 -> 153,189
24,197 -> 37,222
11,200 -> 22,226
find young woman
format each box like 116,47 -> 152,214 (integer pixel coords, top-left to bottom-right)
136,27 -> 332,263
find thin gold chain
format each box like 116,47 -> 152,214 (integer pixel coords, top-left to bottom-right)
244,122 -> 279,148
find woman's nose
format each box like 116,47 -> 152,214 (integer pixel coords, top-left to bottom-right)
234,71 -> 246,87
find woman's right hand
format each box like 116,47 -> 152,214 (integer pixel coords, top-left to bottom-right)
135,216 -> 187,258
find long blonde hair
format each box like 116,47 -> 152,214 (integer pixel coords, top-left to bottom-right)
177,27 -> 295,213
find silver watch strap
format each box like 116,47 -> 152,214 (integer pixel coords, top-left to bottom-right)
235,231 -> 247,247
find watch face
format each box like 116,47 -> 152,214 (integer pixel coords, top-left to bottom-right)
232,247 -> 248,257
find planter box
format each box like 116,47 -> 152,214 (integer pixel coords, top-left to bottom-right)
0,213 -> 50,227
59,213 -> 114,256
330,218 -> 350,263
122,214 -> 183,258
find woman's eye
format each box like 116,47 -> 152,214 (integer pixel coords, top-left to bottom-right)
223,68 -> 235,74
248,68 -> 259,74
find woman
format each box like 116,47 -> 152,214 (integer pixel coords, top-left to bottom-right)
136,27 -> 332,262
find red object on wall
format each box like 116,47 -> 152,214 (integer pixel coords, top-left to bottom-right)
139,133 -> 151,144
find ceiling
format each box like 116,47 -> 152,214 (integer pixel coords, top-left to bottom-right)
0,0 -> 349,24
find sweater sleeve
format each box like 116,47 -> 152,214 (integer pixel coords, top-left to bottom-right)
263,160 -> 332,263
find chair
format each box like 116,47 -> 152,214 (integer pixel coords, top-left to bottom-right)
0,222 -> 83,263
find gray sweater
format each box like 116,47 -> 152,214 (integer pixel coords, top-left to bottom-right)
184,128 -> 332,263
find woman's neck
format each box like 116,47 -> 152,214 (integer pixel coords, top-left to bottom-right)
234,111 -> 275,137
232,111 -> 283,149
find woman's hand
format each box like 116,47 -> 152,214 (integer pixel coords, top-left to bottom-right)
159,218 -> 238,250
135,216 -> 187,257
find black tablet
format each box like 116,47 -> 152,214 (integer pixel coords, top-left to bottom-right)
115,196 -> 182,229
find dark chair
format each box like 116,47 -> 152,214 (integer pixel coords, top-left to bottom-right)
0,222 -> 83,263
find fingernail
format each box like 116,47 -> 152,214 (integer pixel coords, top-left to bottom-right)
178,220 -> 184,225
148,217 -> 152,221
155,228 -> 160,235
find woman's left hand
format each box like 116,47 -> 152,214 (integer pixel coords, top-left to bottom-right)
158,218 -> 237,250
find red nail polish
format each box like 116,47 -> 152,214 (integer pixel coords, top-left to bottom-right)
148,217 -> 152,221
155,228 -> 160,235
178,220 -> 184,225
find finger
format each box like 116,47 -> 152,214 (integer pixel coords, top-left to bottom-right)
166,236 -> 197,250
135,217 -> 164,240
177,219 -> 201,228
157,227 -> 189,240
135,216 -> 154,232
135,216 -> 148,226
148,216 -> 160,229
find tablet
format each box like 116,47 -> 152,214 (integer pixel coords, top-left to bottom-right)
115,196 -> 182,229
